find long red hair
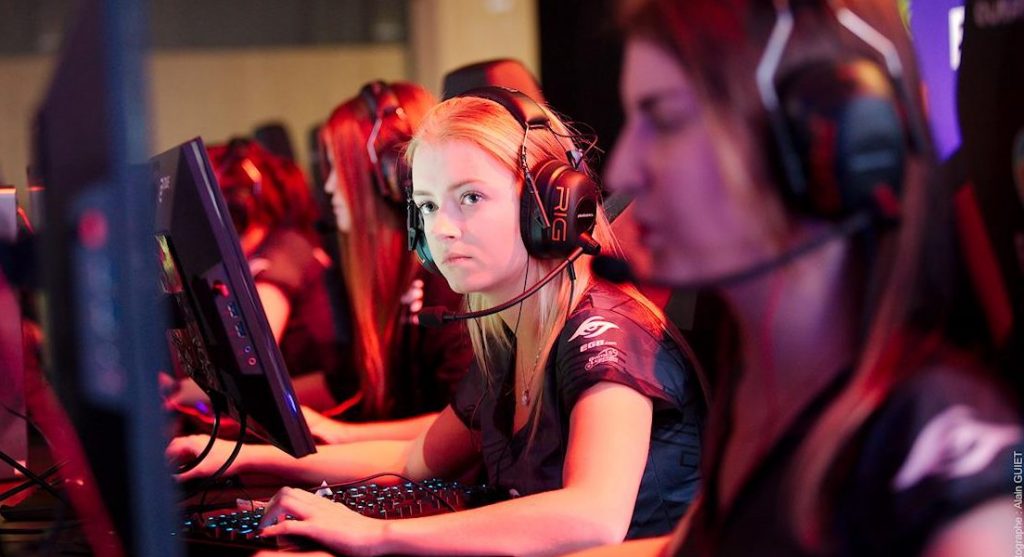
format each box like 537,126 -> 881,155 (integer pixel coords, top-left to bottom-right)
319,82 -> 437,417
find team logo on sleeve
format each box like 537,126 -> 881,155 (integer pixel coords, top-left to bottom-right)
892,405 -> 1022,491
585,348 -> 620,370
568,316 -> 621,342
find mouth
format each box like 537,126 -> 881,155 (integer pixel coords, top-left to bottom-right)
441,253 -> 472,265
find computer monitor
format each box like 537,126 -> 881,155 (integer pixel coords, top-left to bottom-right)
152,137 -> 316,458
34,0 -> 179,555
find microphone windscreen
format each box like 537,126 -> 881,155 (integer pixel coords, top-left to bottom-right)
591,255 -> 635,284
417,306 -> 448,328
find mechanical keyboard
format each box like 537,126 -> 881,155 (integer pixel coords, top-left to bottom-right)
179,478 -> 504,553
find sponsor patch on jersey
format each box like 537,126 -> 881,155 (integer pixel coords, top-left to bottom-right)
585,348 -> 620,371
568,316 -> 621,342
579,339 -> 618,353
892,405 -> 1023,491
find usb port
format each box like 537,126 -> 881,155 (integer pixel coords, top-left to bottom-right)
227,301 -> 240,318
234,322 -> 246,338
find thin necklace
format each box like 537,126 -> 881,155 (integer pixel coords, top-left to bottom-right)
520,263 -> 576,407
520,346 -> 543,407
510,258 -> 538,407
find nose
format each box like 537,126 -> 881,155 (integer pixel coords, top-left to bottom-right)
428,203 -> 462,243
324,169 -> 338,194
604,122 -> 647,197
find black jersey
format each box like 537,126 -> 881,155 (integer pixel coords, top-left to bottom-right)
249,228 -> 343,381
451,281 -> 705,539
678,360 -> 1023,557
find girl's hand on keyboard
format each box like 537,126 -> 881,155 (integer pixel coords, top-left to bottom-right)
257,487 -> 386,557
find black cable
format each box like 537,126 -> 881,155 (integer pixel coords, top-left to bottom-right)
593,210 -> 874,291
205,411 -> 246,485
175,403 -> 222,474
566,261 -> 577,318
0,402 -> 69,502
179,410 -> 247,505
0,462 -> 62,504
0,452 -> 63,503
420,241 -> 597,325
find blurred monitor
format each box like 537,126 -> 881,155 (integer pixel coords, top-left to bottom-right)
152,137 -> 316,458
34,0 -> 178,554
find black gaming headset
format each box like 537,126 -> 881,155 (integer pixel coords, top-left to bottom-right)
757,0 -> 927,221
406,86 -> 601,273
213,138 -> 267,234
360,81 -> 414,204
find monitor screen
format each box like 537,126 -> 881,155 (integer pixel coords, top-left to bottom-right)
152,137 -> 316,458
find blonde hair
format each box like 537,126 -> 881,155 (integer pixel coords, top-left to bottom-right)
407,95 -> 668,429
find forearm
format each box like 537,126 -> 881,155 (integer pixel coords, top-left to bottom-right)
342,413 -> 438,442
378,488 -> 626,557
237,440 -> 412,486
560,536 -> 669,557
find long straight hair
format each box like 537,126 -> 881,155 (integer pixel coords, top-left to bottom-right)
407,96 -> 672,429
320,82 -> 436,417
621,0 -> 985,550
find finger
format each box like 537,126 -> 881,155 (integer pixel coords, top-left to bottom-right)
165,436 -> 201,462
410,299 -> 423,314
258,519 -> 312,539
258,488 -> 315,530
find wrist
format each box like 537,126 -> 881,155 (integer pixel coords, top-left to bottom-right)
234,443 -> 278,475
373,518 -> 396,556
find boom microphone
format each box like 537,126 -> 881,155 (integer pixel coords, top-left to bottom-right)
594,210 -> 874,291
416,192 -> 631,327
419,236 -> 599,326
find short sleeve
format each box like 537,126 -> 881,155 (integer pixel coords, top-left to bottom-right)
553,306 -> 690,413
838,366 -> 1023,556
249,230 -> 321,299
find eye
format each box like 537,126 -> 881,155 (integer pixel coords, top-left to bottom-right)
417,201 -> 438,215
649,110 -> 695,135
461,191 -> 483,205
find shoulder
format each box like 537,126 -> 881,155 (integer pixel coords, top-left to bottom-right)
558,281 -> 667,349
875,358 -> 1022,492
259,228 -> 316,256
837,354 -> 1022,554
552,281 -> 695,411
250,228 -> 326,294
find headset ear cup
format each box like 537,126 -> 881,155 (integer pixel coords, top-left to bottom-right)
519,166 -> 540,256
407,202 -> 441,274
378,145 -> 405,202
523,160 -> 599,258
779,60 -> 907,218
415,237 -> 440,275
